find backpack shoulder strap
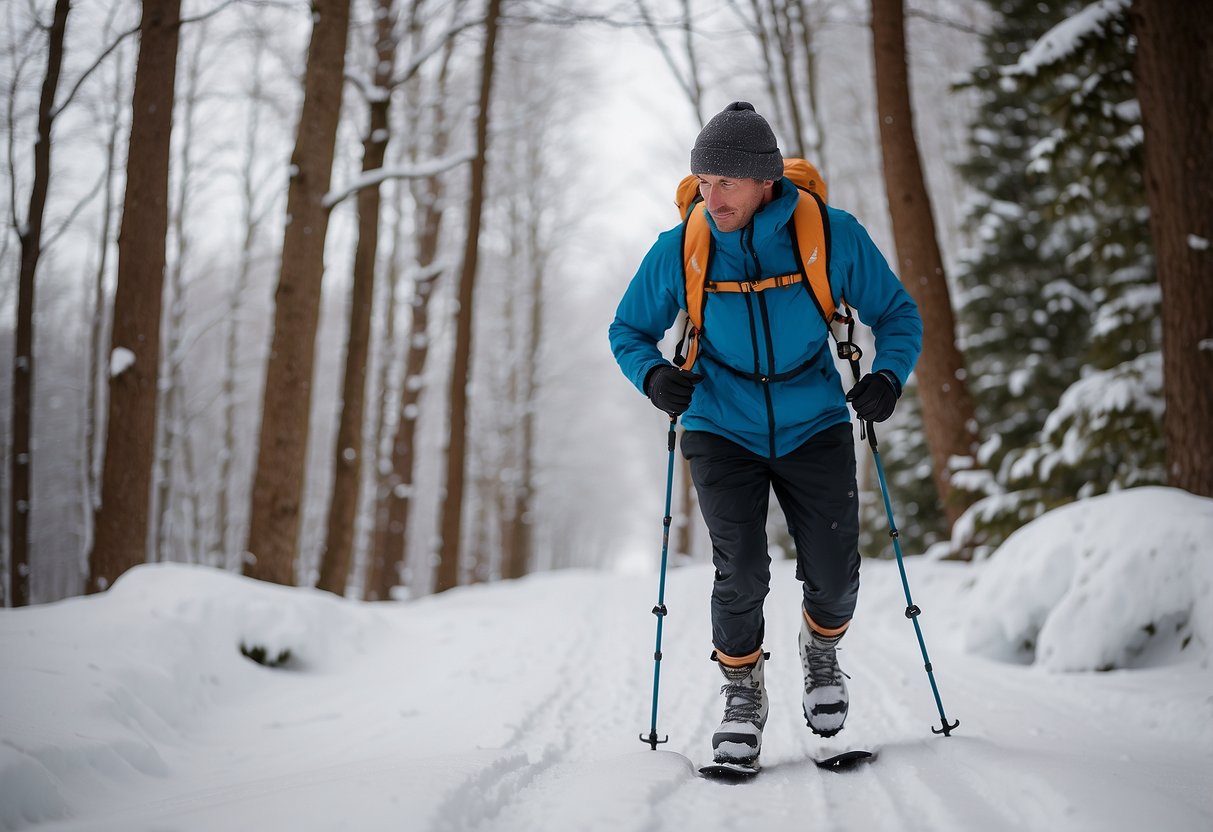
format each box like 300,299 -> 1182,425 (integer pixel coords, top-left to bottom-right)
795,189 -> 864,383
676,207 -> 712,370
676,182 -> 841,374
789,188 -> 835,325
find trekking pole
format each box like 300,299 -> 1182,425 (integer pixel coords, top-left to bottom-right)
866,420 -> 959,737
640,415 -> 678,750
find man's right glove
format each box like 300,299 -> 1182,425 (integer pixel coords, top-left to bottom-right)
846,370 -> 901,422
644,365 -> 704,416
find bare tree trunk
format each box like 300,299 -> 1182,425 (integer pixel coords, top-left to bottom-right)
503,224 -> 542,581
635,0 -> 704,126
678,0 -> 704,126
364,179 -> 406,592
214,19 -> 268,569
744,0 -> 790,135
731,0 -> 820,162
182,430 -> 201,563
772,0 -> 807,158
365,4 -> 458,602
1130,1 -> 1213,497
86,36 -> 128,567
470,475 -> 492,583
794,0 -> 827,167
9,0 -> 69,606
674,451 -> 694,561
366,256 -> 440,600
870,0 -> 978,529
506,120 -> 557,580
317,0 -> 397,595
495,190 -> 524,581
155,19 -> 206,564
244,0 -> 350,586
435,0 -> 502,593
89,0 -> 182,592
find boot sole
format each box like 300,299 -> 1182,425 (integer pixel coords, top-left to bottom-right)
803,706 -> 846,738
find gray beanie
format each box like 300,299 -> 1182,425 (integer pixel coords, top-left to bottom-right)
690,101 -> 783,181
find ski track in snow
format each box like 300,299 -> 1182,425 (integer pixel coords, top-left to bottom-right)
3,559 -> 1212,831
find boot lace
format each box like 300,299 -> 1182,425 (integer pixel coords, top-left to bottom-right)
720,681 -> 763,726
805,643 -> 850,689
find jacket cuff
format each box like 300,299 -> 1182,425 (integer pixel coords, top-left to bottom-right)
642,363 -> 665,397
876,369 -> 902,398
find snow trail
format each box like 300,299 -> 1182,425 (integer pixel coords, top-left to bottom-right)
3,544 -> 1212,830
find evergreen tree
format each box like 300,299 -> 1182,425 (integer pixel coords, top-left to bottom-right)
869,0 -> 1084,559
995,0 -> 1163,502
953,0 -> 1163,554
949,0 -> 1091,552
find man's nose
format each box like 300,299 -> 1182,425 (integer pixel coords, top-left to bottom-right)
704,186 -> 723,211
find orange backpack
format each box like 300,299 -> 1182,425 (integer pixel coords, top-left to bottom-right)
673,158 -> 858,377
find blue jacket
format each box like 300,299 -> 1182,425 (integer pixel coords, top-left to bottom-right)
609,178 -> 922,458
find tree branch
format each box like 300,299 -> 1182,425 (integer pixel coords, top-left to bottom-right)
322,151 -> 475,209
387,16 -> 483,89
906,6 -> 982,36
52,0 -> 248,120
51,22 -> 139,119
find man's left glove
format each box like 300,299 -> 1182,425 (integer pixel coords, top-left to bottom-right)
846,370 -> 901,422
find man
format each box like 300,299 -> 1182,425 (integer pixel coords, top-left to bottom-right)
609,102 -> 922,769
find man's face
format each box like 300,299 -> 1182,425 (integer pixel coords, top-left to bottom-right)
697,175 -> 774,233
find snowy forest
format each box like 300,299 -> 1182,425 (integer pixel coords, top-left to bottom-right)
2,0 -> 1210,609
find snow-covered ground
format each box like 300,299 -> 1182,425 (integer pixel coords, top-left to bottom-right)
3,487 -> 1212,831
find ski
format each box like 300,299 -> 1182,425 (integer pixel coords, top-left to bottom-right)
698,760 -> 760,780
699,749 -> 874,780
816,749 -> 875,771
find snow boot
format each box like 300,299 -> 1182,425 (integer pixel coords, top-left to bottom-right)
710,650 -> 769,765
800,615 -> 849,737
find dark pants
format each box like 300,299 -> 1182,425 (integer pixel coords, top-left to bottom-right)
682,423 -> 860,657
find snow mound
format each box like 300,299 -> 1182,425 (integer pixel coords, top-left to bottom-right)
960,487 -> 1213,671
0,564 -> 390,829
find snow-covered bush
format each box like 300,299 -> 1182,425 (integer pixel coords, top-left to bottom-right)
961,487 -> 1213,671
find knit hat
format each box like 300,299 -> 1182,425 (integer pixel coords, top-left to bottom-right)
690,101 -> 783,181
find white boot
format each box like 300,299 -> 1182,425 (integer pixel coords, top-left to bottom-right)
711,652 -> 769,765
800,616 -> 849,737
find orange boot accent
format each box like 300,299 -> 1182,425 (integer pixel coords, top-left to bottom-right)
714,647 -> 764,668
803,609 -> 849,638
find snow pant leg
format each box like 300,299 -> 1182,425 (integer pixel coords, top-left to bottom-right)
769,422 -> 860,630
681,430 -> 772,657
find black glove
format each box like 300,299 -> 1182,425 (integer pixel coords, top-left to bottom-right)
644,365 -> 704,416
846,370 -> 901,422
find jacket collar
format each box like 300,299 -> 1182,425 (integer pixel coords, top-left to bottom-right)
705,177 -> 798,248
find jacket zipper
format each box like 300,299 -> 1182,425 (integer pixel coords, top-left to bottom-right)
742,225 -> 779,458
